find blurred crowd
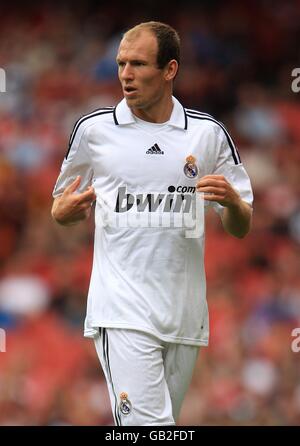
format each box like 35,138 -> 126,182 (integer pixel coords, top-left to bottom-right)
0,0 -> 300,425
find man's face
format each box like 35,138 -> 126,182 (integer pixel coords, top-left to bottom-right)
116,30 -> 167,111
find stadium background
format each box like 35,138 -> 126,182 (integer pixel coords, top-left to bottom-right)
0,0 -> 300,425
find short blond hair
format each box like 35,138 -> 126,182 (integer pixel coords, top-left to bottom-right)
123,21 -> 180,69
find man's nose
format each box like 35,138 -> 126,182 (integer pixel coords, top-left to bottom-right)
121,63 -> 134,80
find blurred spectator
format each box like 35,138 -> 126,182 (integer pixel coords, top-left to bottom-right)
234,84 -> 285,146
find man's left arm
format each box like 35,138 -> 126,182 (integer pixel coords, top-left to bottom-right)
196,174 -> 253,238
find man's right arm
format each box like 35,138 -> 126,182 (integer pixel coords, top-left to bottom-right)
51,176 -> 96,226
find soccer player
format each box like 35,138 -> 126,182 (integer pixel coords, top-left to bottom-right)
51,21 -> 253,426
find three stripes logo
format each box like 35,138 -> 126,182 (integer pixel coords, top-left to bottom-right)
146,143 -> 164,155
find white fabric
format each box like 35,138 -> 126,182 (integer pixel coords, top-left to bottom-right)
94,328 -> 199,426
53,96 -> 253,345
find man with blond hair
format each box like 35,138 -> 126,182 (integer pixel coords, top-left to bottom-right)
52,21 -> 253,426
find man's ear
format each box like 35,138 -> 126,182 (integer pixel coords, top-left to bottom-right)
164,59 -> 178,81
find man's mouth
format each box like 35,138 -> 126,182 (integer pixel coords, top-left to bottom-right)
124,86 -> 138,96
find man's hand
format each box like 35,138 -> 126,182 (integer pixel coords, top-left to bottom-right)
51,176 -> 96,226
196,175 -> 240,208
196,174 -> 252,238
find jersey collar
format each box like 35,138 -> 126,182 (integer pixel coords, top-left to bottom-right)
113,96 -> 188,130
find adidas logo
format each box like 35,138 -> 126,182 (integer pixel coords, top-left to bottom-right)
146,143 -> 164,155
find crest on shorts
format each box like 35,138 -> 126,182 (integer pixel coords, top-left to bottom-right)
119,392 -> 132,416
184,155 -> 198,178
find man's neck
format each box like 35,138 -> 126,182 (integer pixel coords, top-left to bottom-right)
131,96 -> 173,123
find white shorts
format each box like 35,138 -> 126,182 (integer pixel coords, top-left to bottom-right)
94,328 -> 200,426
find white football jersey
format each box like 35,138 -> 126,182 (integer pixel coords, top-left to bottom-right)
53,97 -> 253,346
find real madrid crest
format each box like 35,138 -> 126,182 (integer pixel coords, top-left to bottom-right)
184,155 -> 198,178
119,392 -> 132,416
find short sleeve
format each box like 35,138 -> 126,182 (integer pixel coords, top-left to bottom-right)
210,124 -> 253,213
52,122 -> 93,197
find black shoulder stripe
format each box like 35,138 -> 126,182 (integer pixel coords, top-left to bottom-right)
113,107 -> 119,125
185,108 -> 214,120
69,107 -> 114,143
186,113 -> 241,165
66,109 -> 114,159
182,105 -> 188,130
68,108 -> 114,147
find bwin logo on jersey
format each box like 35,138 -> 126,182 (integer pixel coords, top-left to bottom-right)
114,186 -> 195,213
